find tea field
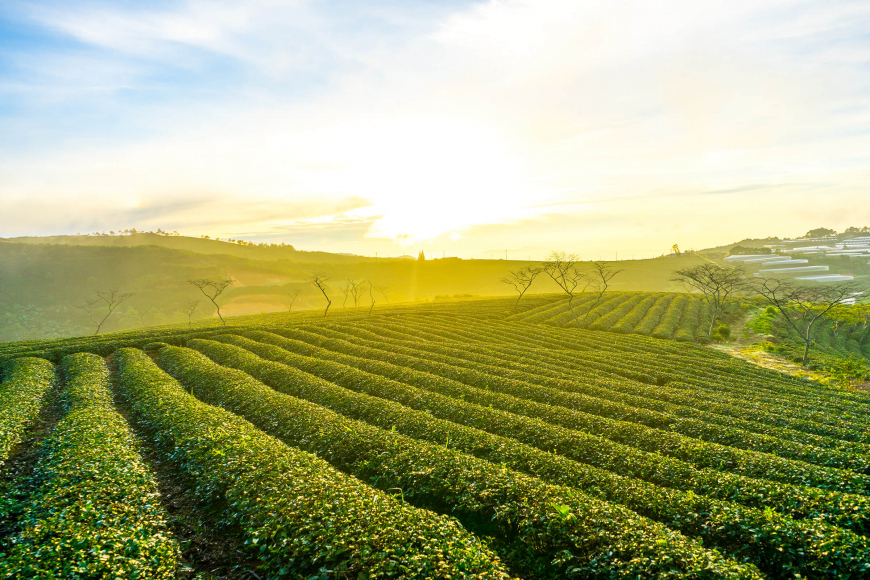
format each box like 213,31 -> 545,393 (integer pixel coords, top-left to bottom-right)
2,295 -> 870,579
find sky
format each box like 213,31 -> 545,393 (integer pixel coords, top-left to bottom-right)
1,0 -> 869,259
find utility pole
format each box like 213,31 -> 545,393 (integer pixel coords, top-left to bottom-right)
505,249 -> 508,260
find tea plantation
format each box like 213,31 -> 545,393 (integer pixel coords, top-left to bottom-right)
1,295 -> 869,579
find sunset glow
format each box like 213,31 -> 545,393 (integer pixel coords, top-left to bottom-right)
2,0 -> 869,258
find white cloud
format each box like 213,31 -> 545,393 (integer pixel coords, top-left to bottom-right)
2,0 -> 869,255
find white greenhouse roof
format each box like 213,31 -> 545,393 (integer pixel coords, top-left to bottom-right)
793,275 -> 855,282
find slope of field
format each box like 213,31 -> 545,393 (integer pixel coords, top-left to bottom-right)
508,291 -> 716,342
1,297 -> 870,578
0,235 -> 707,343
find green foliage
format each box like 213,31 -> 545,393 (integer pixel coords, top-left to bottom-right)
241,328 -> 870,534
273,326 -> 870,490
0,357 -> 54,468
0,357 -> 55,523
4,297 -> 870,576
160,344 -> 761,579
728,245 -> 771,255
190,336 -> 870,578
712,324 -> 731,341
802,227 -> 837,238
0,353 -> 178,578
652,294 -> 690,338
142,341 -> 169,352
115,348 -> 510,579
825,356 -> 870,385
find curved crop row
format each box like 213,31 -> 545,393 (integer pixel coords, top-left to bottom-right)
588,293 -> 647,331
608,293 -> 662,334
240,330 -> 870,533
405,319 -> 870,446
279,327 -> 870,494
160,344 -> 761,580
573,293 -> 635,327
509,297 -> 578,323
673,297 -> 702,341
113,348 -> 509,580
191,335 -> 870,578
332,321 -> 870,457
522,316 -> 870,409
633,294 -> 675,335
376,316 -> 870,434
0,357 -> 54,468
0,353 -> 178,579
652,294 -> 690,338
530,296 -> 596,327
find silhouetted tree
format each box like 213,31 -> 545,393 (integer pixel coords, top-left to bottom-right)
340,281 -> 352,308
373,284 -> 390,303
285,288 -> 300,312
349,279 -> 364,307
78,289 -> 134,335
365,280 -> 376,315
584,261 -> 624,323
754,278 -> 865,366
501,266 -> 543,310
189,278 -> 232,326
182,299 -> 202,328
672,264 -> 747,337
418,251 -> 426,261
340,279 -> 364,308
309,273 -> 332,316
543,252 -> 587,325
801,227 -> 837,239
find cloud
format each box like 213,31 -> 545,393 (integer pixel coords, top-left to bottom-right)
0,193 -> 372,238
1,0 -> 869,255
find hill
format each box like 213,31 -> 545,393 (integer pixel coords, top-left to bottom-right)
1,297 -> 869,577
0,234 -> 707,342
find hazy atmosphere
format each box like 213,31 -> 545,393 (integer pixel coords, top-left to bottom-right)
3,0 -> 869,258
4,3 -> 870,579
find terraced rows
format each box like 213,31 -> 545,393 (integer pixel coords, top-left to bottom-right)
506,291 -> 711,340
1,297 -> 870,578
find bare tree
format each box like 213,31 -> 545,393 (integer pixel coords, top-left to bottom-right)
189,278 -> 233,326
542,252 -> 587,325
672,264 -> 747,337
340,279 -> 364,308
340,281 -> 352,308
285,288 -> 300,312
365,280 -> 376,315
309,273 -> 332,316
182,299 -> 202,328
78,290 -> 134,335
372,284 -> 390,303
501,266 -> 543,310
584,261 -> 624,323
349,280 -> 364,307
754,278 -> 866,366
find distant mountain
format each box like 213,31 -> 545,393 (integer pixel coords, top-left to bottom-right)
0,233 -> 386,264
0,234 -> 703,343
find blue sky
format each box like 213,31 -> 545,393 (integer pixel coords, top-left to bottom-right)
1,0 -> 869,258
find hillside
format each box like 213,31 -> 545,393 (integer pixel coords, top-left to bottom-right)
0,235 -> 707,342
2,298 -> 869,577
0,232 -> 382,263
